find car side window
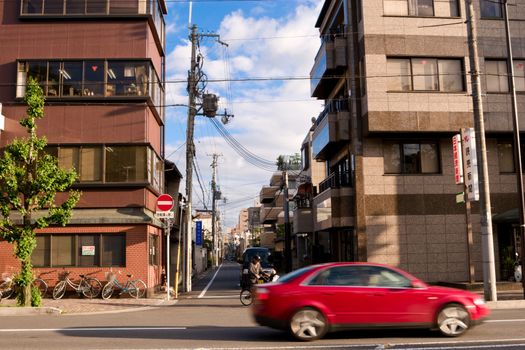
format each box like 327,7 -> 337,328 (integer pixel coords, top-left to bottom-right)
308,266 -> 368,286
367,267 -> 412,288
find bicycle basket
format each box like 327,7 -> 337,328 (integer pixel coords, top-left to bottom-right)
105,272 -> 117,282
58,271 -> 70,281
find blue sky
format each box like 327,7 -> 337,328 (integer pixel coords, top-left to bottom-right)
163,0 -> 324,229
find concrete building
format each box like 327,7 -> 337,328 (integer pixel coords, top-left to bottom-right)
308,0 -> 525,282
0,0 -> 168,293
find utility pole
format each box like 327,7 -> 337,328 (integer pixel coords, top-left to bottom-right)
465,0 -> 497,301
283,170 -> 292,273
184,25 -> 229,292
502,0 -> 525,298
210,153 -> 222,267
184,24 -> 198,293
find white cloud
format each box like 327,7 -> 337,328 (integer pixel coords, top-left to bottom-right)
164,0 -> 324,228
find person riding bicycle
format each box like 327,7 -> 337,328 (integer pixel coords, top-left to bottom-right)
249,255 -> 263,286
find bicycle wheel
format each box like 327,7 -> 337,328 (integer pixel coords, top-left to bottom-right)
33,278 -> 48,298
0,280 -> 14,300
240,289 -> 252,306
81,278 -> 102,298
101,282 -> 115,300
128,281 -> 140,299
53,281 -> 67,300
131,279 -> 147,298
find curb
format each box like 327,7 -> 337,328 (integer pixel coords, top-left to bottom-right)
0,306 -> 61,316
487,300 -> 525,310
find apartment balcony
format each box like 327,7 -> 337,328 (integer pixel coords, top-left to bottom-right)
293,199 -> 314,234
260,186 -> 279,204
310,36 -> 347,99
313,171 -> 354,232
260,206 -> 282,224
312,100 -> 351,161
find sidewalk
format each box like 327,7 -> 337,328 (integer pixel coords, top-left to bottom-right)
0,292 -> 179,315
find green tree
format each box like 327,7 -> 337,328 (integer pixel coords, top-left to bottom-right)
0,77 -> 80,306
276,153 -> 301,171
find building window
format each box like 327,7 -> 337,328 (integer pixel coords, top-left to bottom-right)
387,58 -> 463,92
480,0 -> 502,18
32,234 -> 125,267
44,145 -> 162,191
105,146 -> 147,183
486,60 -> 509,93
149,235 -> 159,266
16,60 -> 163,113
384,0 -> 458,17
498,141 -> 525,173
384,141 -> 440,174
102,234 -> 126,267
301,144 -> 310,170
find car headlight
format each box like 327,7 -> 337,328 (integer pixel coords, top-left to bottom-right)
473,297 -> 485,306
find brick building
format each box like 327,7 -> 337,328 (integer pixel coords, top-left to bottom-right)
0,0 -> 169,294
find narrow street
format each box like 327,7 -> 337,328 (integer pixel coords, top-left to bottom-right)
1,261 -> 525,350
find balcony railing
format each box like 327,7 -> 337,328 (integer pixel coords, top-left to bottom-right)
315,98 -> 349,126
318,170 -> 352,194
294,195 -> 312,209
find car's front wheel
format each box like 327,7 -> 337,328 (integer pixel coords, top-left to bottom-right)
436,303 -> 470,337
289,307 -> 328,341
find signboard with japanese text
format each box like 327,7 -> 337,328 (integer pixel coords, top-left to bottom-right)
452,134 -> 464,184
461,128 -> 480,201
195,221 -> 202,246
82,246 -> 95,256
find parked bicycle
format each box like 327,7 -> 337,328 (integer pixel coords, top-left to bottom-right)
102,271 -> 147,299
52,271 -> 102,299
0,273 -> 48,301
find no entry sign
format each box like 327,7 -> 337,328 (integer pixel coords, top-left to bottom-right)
156,194 -> 174,211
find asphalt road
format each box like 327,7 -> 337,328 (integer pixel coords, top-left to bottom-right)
1,261 -> 525,350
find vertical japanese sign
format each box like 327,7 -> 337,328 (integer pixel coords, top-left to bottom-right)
452,134 -> 464,185
195,221 -> 202,246
461,128 -> 480,201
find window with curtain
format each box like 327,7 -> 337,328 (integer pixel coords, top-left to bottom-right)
384,0 -> 458,17
486,60 -> 509,93
387,58 -> 463,92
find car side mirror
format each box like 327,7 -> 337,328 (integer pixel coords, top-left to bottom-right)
412,280 -> 426,289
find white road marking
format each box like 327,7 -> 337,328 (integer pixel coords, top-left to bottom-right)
198,295 -> 238,299
485,318 -> 525,323
198,263 -> 223,299
0,327 -> 186,332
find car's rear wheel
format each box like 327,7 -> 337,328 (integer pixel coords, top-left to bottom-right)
289,307 -> 328,341
437,303 -> 470,337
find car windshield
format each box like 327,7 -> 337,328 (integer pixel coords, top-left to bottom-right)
277,266 -> 316,283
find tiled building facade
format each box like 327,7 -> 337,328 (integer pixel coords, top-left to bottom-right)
307,0 -> 524,282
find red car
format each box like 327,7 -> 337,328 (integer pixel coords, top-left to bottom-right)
252,262 -> 489,341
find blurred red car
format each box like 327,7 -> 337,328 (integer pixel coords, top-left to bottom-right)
252,262 -> 489,341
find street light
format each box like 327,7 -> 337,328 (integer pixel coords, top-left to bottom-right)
502,0 -> 525,298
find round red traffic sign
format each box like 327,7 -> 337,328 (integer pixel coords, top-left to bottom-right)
156,194 -> 174,211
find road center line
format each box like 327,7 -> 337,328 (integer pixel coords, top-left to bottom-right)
485,318 -> 525,323
0,327 -> 186,332
198,263 -> 223,298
